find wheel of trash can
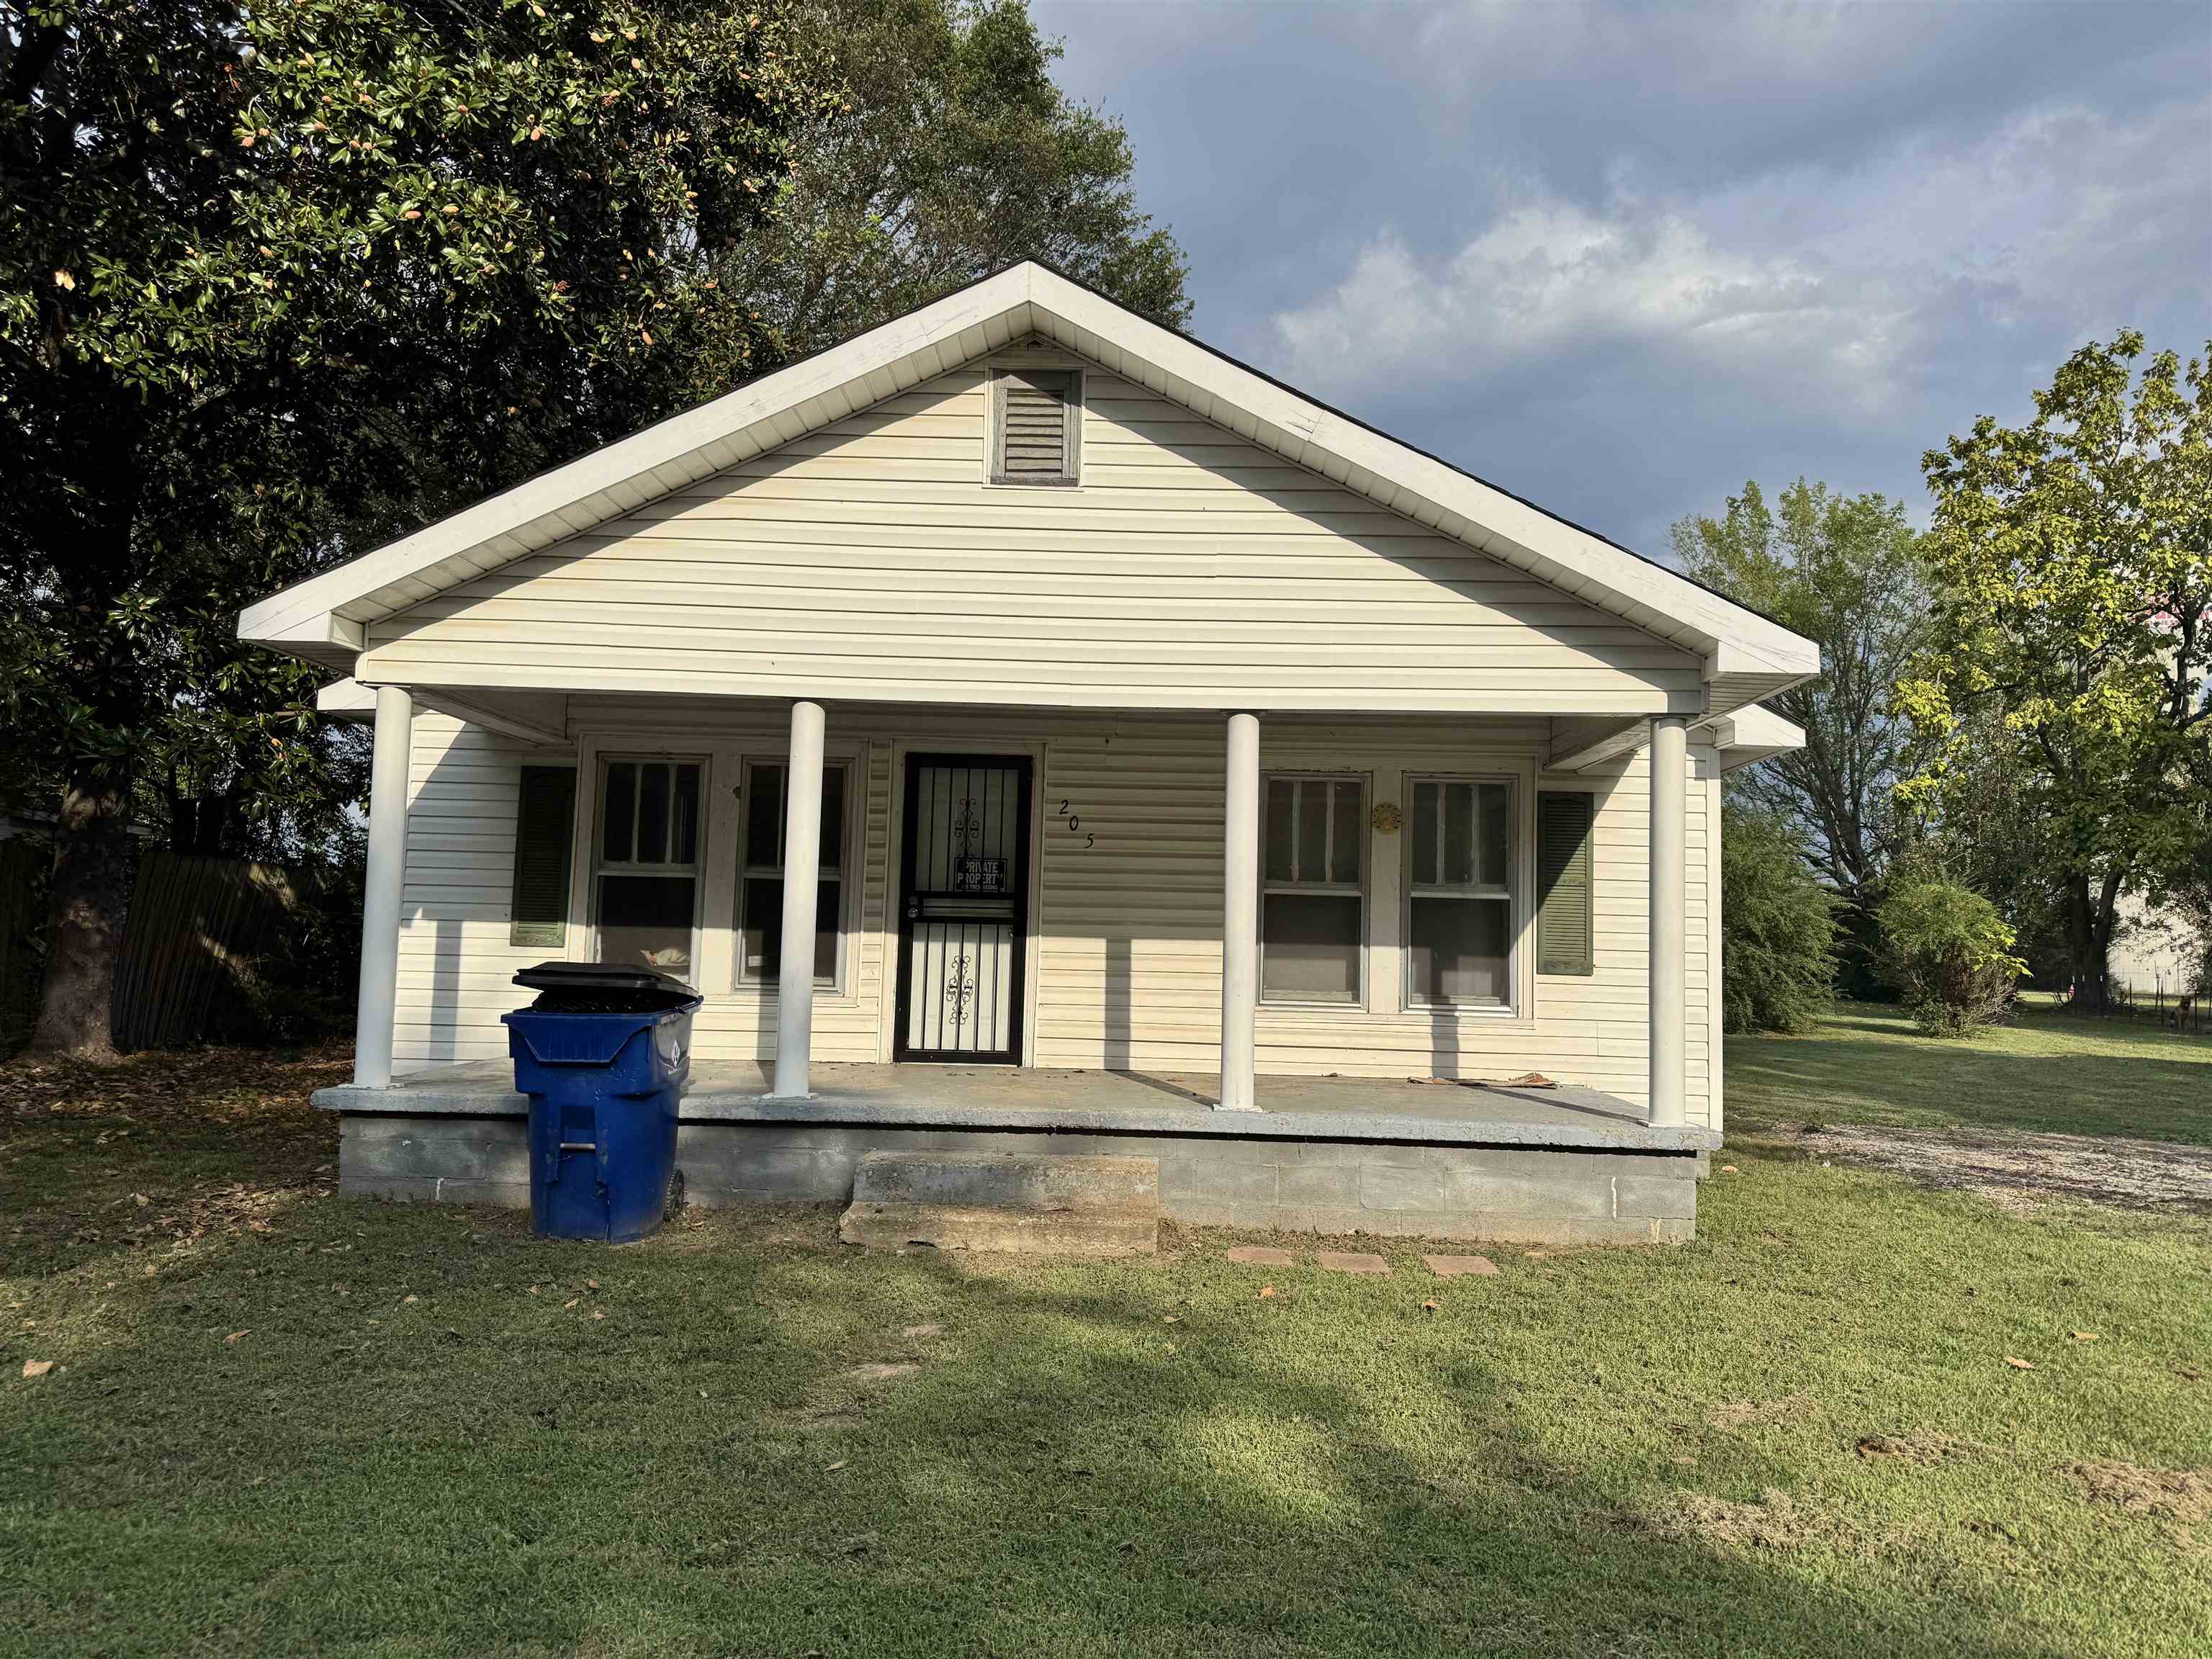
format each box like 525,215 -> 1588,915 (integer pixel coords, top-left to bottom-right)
664,1166 -> 686,1219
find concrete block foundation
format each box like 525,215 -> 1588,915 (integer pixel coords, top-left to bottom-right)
337,1112 -> 1701,1246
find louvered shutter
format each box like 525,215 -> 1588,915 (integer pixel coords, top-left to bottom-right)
992,370 -> 1078,482
509,765 -> 577,948
1535,791 -> 1594,976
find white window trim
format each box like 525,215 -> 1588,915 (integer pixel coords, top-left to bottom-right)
1259,770 -> 1370,1010
1401,773 -> 1518,1015
588,752 -> 709,976
733,755 -> 858,994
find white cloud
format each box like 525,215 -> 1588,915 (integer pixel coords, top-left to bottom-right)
1270,91 -> 2208,446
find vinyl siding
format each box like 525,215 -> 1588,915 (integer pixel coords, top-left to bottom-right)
359,361 -> 1700,714
392,706 -> 1717,1128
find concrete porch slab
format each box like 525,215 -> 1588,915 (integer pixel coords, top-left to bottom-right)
315,1060 -> 1719,1156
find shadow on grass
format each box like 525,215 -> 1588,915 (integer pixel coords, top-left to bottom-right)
1728,1004 -> 2212,1145
4,1192 -> 2126,1659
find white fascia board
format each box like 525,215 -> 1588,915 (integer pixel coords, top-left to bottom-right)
237,269 -> 1038,647
315,678 -> 377,719
240,261 -> 1820,686
1714,706 -> 1806,772
1551,704 -> 1805,773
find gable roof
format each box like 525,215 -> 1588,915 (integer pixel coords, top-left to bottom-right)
239,261 -> 1817,714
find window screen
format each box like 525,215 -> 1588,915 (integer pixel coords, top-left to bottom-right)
593,757 -> 702,973
739,760 -> 848,988
1406,778 -> 1512,1007
1261,775 -> 1365,1003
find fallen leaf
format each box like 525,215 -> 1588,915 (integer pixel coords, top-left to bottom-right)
698,1389 -> 707,1399
590,1309 -> 606,1321
226,1330 -> 249,1343
2071,1331 -> 2100,1342
403,1295 -> 419,1304
824,1460 -> 848,1472
2004,1355 -> 2036,1370
1421,1299 -> 1439,1312
563,1298 -> 579,1310
22,1359 -> 53,1379
586,1280 -> 600,1290
1161,1315 -> 1179,1324
132,1192 -> 149,1207
1720,1164 -> 1739,1174
1257,1285 -> 1276,1299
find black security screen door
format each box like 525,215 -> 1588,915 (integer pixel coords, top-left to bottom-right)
895,754 -> 1033,1064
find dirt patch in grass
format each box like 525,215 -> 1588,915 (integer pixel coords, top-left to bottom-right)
2070,1460 -> 2212,1527
1642,1487 -> 1822,1552
1705,1394 -> 1816,1431
1855,1433 -> 1977,1465
1752,1123 -> 2212,1213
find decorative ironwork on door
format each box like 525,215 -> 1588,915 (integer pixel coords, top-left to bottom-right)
896,755 -> 1031,1063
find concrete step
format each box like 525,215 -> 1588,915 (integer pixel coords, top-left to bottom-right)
838,1151 -> 1160,1256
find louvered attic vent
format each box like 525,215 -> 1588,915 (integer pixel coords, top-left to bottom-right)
989,368 -> 1081,485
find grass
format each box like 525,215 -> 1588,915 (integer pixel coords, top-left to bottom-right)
1729,999 -> 2212,1144
3,1017 -> 2211,1658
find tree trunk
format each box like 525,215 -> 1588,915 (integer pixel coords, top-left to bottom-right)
29,773 -> 137,1060
2062,869 -> 2123,1014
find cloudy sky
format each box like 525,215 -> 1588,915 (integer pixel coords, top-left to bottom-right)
1030,0 -> 2211,558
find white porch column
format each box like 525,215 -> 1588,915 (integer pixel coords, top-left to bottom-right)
770,699 -> 827,1099
353,685 -> 414,1088
1647,714 -> 1689,1126
1218,711 -> 1261,1111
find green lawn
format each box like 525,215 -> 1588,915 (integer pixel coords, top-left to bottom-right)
1729,999 -> 2212,1143
4,1019 -> 2211,1658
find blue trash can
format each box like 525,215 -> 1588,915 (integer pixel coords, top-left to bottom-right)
501,964 -> 703,1242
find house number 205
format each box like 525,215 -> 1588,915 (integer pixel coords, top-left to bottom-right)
1056,799 -> 1094,849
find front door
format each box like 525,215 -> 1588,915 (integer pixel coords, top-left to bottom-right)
895,753 -> 1033,1064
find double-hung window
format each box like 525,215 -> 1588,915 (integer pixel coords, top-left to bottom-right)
738,760 -> 850,989
593,757 -> 703,971
1261,775 -> 1366,1004
1406,778 -> 1514,1007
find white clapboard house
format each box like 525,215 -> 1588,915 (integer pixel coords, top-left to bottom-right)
243,263 -> 1815,1245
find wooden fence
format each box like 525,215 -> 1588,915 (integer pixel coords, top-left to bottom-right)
108,852 -> 308,1051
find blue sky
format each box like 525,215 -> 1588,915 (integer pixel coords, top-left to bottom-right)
1031,0 -> 2212,557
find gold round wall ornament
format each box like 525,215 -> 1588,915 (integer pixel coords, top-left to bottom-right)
1370,801 -> 1403,835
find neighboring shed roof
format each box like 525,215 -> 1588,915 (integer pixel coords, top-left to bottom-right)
243,262 -> 1817,715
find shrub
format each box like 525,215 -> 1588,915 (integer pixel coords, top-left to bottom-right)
1720,801 -> 1838,1033
1879,878 -> 2026,1035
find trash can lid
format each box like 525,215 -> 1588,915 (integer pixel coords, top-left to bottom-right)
512,961 -> 696,996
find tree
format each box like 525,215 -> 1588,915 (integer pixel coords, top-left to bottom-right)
1897,334 -> 2212,1012
1877,878 -> 2026,1037
2,0 -> 830,1055
1718,797 -> 1838,1033
4,0 -> 1190,1060
1673,479 -> 1928,994
729,0 -> 1190,356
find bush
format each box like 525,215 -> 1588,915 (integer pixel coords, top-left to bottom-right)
1879,878 -> 2026,1035
1720,801 -> 1838,1033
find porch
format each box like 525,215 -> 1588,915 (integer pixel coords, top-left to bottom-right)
315,1061 -> 1717,1245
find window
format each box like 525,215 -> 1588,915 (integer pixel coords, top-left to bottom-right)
1406,778 -> 1513,1007
1262,775 -> 1365,1003
593,757 -> 702,972
738,760 -> 849,989
989,368 -> 1081,485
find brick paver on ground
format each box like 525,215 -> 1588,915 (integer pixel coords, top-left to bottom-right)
1315,1251 -> 1390,1274
1422,1254 -> 1500,1277
1225,1246 -> 1298,1264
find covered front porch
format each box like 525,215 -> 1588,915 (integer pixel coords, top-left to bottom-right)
315,1060 -> 1717,1245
